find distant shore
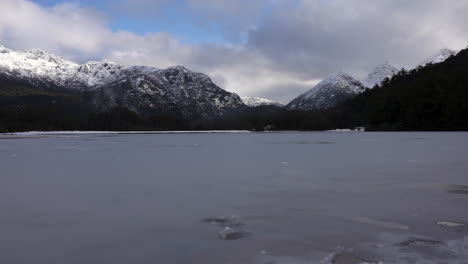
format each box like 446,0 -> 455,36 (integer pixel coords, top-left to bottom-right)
0,130 -> 256,136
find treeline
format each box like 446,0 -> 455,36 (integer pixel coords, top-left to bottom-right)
1,46 -> 468,132
329,46 -> 468,131
0,76 -> 337,132
0,102 -> 332,132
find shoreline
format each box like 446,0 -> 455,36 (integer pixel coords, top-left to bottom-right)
0,130 -> 255,136
2,130 -> 467,136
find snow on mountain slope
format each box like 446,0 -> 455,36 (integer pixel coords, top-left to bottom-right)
422,48 -> 457,66
0,45 -> 9,53
70,60 -> 124,89
364,62 -> 399,88
0,45 -> 79,86
88,65 -> 244,118
287,72 -> 365,111
363,49 -> 457,88
241,96 -> 283,107
0,44 -> 244,118
0,46 -> 132,90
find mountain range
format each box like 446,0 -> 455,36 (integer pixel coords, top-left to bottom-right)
333,47 -> 468,131
286,48 -> 457,111
0,44 -> 458,114
0,44 -> 464,131
0,45 -> 244,119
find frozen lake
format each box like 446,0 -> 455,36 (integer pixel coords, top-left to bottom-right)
0,132 -> 467,264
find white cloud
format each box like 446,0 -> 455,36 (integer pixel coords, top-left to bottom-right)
0,0 -> 109,60
248,0 -> 468,80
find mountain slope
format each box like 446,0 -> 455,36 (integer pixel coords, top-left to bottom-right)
0,45 -> 244,119
287,72 -> 365,111
421,48 -> 457,66
241,96 -> 283,107
364,62 -> 399,88
89,66 -> 244,118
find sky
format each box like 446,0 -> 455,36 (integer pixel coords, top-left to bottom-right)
1,0 -> 468,103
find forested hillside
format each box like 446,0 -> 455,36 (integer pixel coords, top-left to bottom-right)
330,47 -> 468,130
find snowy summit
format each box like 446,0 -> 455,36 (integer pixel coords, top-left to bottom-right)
421,48 -> 457,66
287,72 -> 365,111
363,62 -> 399,88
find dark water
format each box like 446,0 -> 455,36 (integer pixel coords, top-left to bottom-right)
0,132 -> 467,264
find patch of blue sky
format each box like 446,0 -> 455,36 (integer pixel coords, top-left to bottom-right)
31,0 -> 227,44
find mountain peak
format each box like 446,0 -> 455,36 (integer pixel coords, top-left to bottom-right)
241,96 -> 283,107
21,48 -> 70,63
25,48 -> 47,55
364,62 -> 399,88
166,65 -> 190,71
0,44 -> 11,53
162,65 -> 212,84
84,59 -> 119,66
164,65 -> 204,77
379,61 -> 394,67
319,72 -> 364,94
439,48 -> 456,55
0,44 -> 79,85
328,71 -> 353,80
422,48 -> 457,66
287,72 -> 364,111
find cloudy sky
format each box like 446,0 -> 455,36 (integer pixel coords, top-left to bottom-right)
1,0 -> 467,103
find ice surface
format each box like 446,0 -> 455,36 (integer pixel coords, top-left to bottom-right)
1,132 -> 467,264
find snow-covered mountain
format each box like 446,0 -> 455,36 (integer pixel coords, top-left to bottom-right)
363,62 -> 399,88
285,47 -> 458,112
0,45 -> 80,87
89,65 -> 245,118
362,49 -> 457,89
287,72 -> 365,111
421,48 -> 457,66
0,44 -> 244,119
241,96 -> 283,107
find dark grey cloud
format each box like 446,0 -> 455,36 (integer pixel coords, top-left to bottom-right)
247,0 -> 468,80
